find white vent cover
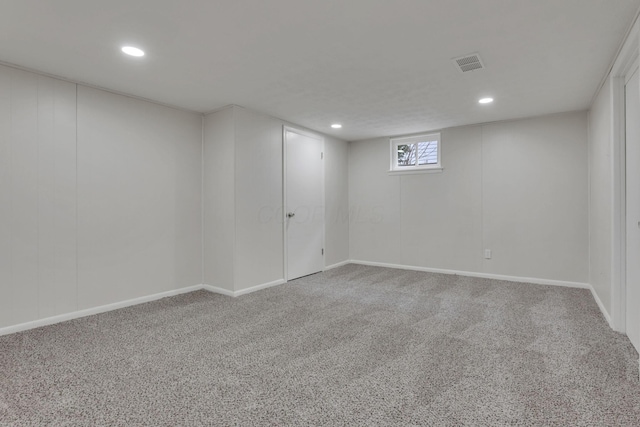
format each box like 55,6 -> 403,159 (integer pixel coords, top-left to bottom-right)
452,53 -> 485,73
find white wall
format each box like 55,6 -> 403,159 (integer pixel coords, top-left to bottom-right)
482,113 -> 589,281
234,107 -> 286,290
0,66 -> 77,327
1,65 -> 347,329
203,107 -> 235,292
0,59 -> 600,331
0,64 -> 203,328
203,106 -> 349,293
588,79 -> 613,314
77,86 -> 202,309
349,111 -> 589,284
324,129 -> 350,267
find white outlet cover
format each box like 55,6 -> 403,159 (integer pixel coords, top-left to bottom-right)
484,249 -> 492,259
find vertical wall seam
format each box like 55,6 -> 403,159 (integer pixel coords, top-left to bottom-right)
345,141 -> 350,263
480,125 -> 485,274
587,110 -> 592,286
282,124 -> 286,281
398,168 -> 402,264
9,70 -> 13,322
347,141 -> 351,261
349,141 -> 352,261
52,82 -> 57,313
232,106 -> 237,292
201,114 -> 205,285
36,76 -> 40,319
75,84 -> 78,310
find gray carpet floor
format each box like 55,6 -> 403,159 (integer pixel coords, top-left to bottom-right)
1,264 -> 640,426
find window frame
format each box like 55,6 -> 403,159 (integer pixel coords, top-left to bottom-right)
389,132 -> 442,173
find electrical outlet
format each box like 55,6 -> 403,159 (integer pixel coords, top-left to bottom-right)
484,249 -> 492,259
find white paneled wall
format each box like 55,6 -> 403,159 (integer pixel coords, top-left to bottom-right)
77,86 -> 202,309
234,107 -> 286,290
481,113 -> 588,281
3,59 -> 592,330
400,125 -> 483,272
36,75 -> 78,320
0,67 -> 8,327
1,66 -> 347,329
349,111 -> 589,284
588,79 -> 614,314
324,131 -> 350,267
203,107 -> 236,292
203,106 -> 350,293
0,66 -> 77,326
0,65 -> 202,328
9,70 -> 38,323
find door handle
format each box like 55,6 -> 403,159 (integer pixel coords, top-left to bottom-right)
287,212 -> 295,218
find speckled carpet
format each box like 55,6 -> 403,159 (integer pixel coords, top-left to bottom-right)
1,264 -> 640,426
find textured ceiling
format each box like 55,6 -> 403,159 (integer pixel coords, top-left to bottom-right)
1,0 -> 639,141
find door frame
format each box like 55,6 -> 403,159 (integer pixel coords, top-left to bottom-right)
611,17 -> 639,333
282,126 -> 325,282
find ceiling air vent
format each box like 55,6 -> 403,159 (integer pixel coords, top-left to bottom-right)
453,53 -> 485,73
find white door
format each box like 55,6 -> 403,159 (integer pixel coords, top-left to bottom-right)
626,65 -> 640,351
284,127 -> 324,280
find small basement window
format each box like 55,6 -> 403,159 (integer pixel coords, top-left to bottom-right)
390,133 -> 442,173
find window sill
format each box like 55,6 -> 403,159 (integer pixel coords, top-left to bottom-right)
388,167 -> 443,176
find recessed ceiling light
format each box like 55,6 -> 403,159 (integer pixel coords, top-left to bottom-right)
479,97 -> 494,104
121,46 -> 145,57
331,124 -> 342,129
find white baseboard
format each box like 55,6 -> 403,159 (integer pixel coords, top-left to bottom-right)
202,284 -> 235,297
234,279 -> 286,297
0,276 -> 291,336
589,286 -> 613,328
349,260 -> 590,289
324,260 -> 350,271
0,284 -> 204,337
203,279 -> 287,298
348,259 -> 618,327
0,262 -> 612,337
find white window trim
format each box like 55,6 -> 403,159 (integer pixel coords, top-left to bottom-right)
389,132 -> 442,173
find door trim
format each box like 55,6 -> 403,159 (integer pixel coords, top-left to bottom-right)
282,126 -> 325,282
611,17 -> 639,332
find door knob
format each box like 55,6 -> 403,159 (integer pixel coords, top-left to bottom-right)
287,212 -> 295,218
